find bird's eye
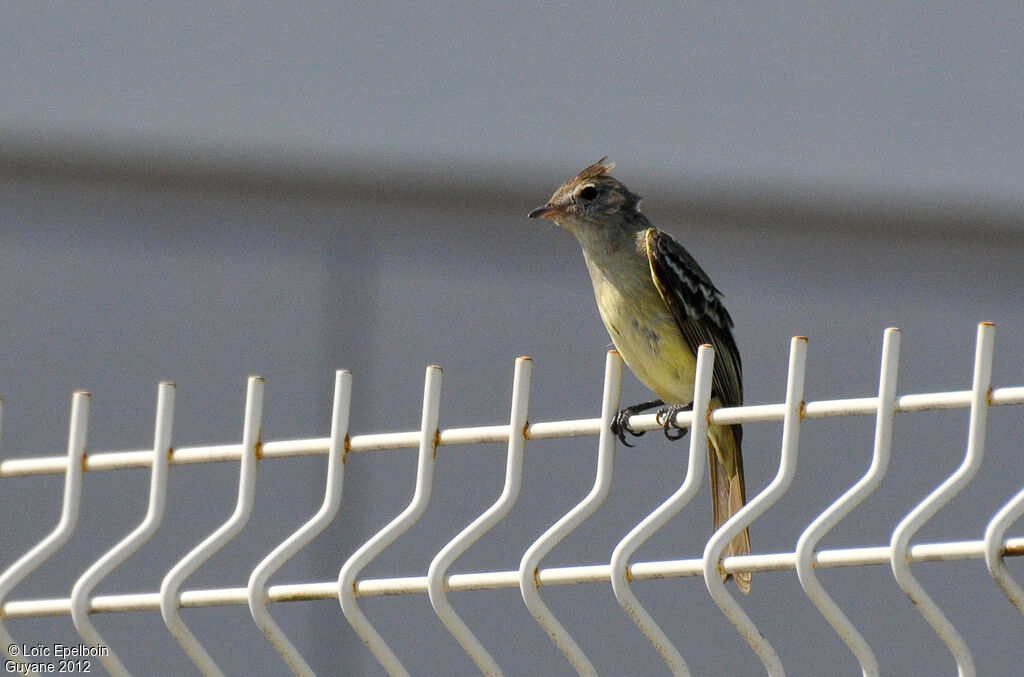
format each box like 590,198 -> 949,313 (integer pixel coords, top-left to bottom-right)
578,185 -> 598,201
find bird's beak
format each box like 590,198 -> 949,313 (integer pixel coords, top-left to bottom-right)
528,204 -> 560,220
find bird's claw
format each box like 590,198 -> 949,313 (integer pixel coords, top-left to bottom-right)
611,410 -> 647,447
610,399 -> 664,447
656,404 -> 692,440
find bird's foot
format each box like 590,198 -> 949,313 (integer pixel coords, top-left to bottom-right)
655,403 -> 693,441
610,399 -> 664,447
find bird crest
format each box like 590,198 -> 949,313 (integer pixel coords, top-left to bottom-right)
574,157 -> 615,182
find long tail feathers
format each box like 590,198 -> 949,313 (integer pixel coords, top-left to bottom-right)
708,423 -> 750,593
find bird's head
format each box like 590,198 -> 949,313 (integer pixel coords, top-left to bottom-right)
528,158 -> 643,233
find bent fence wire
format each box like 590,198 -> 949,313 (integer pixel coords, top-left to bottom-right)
1,322 -> 1023,676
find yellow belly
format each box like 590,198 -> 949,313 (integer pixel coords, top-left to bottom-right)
591,270 -> 697,405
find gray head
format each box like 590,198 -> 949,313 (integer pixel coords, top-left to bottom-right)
528,158 -> 646,235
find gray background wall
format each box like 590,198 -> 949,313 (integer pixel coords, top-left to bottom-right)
2,4 -> 1023,675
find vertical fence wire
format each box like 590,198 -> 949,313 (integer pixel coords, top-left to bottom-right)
69,382 -> 175,676
337,366 -> 443,677
0,391 -> 89,675
607,344 -> 716,676
426,357 -> 532,677
517,350 -> 622,677
794,327 -> 900,676
984,486 -> 1024,615
888,322 -> 994,677
702,336 -> 807,675
159,376 -> 264,677
247,370 -> 352,676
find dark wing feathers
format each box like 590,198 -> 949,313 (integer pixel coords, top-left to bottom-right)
644,228 -> 743,408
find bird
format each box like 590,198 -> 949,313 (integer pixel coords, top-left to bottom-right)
528,158 -> 750,592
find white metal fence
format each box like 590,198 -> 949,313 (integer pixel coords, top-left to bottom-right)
1,322 -> 1023,676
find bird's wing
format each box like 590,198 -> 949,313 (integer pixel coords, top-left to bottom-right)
644,228 -> 743,407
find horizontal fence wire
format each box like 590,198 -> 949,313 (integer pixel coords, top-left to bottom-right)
1,322 -> 1023,675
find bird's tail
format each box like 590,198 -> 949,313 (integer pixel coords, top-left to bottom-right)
708,422 -> 750,593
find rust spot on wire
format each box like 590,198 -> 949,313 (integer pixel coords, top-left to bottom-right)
342,435 -> 351,464
432,429 -> 441,457
80,453 -> 89,472
521,420 -> 530,438
253,441 -> 264,460
1005,542 -> 1024,557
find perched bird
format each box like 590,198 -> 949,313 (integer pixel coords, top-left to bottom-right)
529,158 -> 750,592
